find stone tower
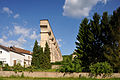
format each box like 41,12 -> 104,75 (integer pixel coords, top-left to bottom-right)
40,20 -> 63,62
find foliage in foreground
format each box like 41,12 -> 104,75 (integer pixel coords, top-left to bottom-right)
57,57 -> 83,73
51,55 -> 72,65
31,40 -> 51,69
2,63 -> 56,72
41,42 -> 51,69
31,40 -> 43,68
13,63 -> 24,73
2,64 -> 12,71
89,62 -> 113,77
75,7 -> 120,72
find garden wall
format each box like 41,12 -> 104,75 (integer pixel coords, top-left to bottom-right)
0,71 -> 120,79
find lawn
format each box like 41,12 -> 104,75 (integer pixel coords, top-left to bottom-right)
0,77 -> 120,80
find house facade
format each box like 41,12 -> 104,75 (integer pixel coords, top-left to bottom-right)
0,45 -> 32,67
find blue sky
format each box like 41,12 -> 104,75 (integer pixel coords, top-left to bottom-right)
0,0 -> 120,55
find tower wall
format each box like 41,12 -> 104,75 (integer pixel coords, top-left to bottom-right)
40,20 -> 63,62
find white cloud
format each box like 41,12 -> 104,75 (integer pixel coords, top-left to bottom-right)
0,35 -> 27,48
2,7 -> 13,15
63,0 -> 108,18
102,0 -> 108,4
17,36 -> 26,44
13,14 -> 20,19
57,39 -> 62,47
14,26 -> 31,37
0,25 -> 41,49
8,40 -> 22,48
0,39 -> 4,44
2,35 -> 7,40
2,7 -> 20,19
0,38 -> 22,48
30,31 -> 38,39
8,30 -> 13,36
9,25 -> 40,40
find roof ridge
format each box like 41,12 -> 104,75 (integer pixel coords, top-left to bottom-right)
0,45 -> 32,55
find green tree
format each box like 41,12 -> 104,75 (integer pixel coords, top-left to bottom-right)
31,40 -> 38,67
104,7 -> 120,72
44,42 -> 50,61
31,40 -> 43,68
75,18 -> 92,71
43,42 -> 51,69
90,13 -> 106,63
38,42 -> 51,69
37,46 -> 43,68
75,13 -> 110,72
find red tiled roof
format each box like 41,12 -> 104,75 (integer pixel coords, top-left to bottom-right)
9,46 -> 32,55
0,45 -> 32,55
0,45 -> 10,51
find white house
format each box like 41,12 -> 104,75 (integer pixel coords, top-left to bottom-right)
0,45 -> 32,67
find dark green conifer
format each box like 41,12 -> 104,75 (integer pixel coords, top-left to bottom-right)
39,42 -> 51,69
75,18 -> 92,71
31,40 -> 39,67
104,7 -> 120,72
44,42 -> 51,69
31,40 -> 43,68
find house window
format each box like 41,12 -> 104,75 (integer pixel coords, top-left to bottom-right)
24,62 -> 26,65
0,51 -> 2,54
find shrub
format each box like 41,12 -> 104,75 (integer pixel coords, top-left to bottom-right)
89,62 -> 113,77
3,64 -> 12,71
0,61 -> 2,68
57,58 -> 83,73
58,61 -> 74,73
0,61 -> 2,65
51,61 -> 63,65
27,66 -> 35,72
73,58 -> 83,72
13,63 -> 23,73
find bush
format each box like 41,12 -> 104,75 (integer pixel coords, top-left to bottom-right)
89,62 -> 113,77
3,64 -> 12,71
0,61 -> 2,65
26,66 -> 35,72
58,61 -> 74,73
51,61 -> 63,65
13,63 -> 23,73
0,61 -> 2,68
57,58 -> 83,73
72,58 -> 83,72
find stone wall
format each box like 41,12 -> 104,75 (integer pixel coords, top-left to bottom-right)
0,71 -> 120,79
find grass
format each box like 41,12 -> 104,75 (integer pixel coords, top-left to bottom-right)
0,77 -> 120,80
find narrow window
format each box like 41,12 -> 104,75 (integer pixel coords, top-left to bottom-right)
0,51 -> 2,54
14,60 -> 16,66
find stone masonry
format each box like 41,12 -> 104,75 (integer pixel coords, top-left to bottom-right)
40,20 -> 63,62
0,71 -> 120,78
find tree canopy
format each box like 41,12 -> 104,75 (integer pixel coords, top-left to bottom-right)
75,7 -> 120,72
31,40 -> 51,69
